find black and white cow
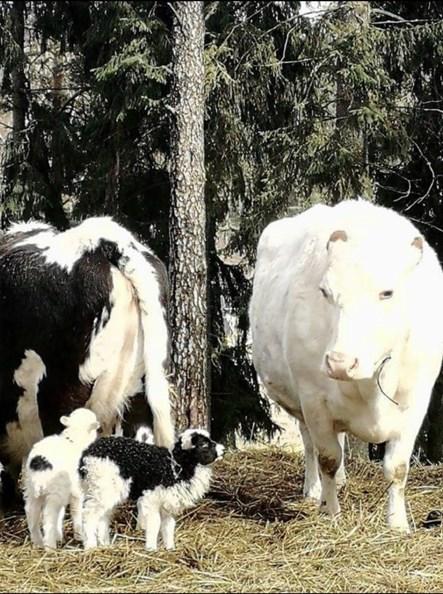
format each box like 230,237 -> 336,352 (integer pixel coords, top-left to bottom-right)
0,217 -> 174,494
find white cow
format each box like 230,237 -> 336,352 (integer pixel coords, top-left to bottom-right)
249,199 -> 443,531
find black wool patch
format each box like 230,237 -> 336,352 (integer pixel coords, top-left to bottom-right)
80,436 -> 207,500
29,455 -> 53,471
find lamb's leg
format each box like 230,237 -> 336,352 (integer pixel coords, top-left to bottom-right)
70,494 -> 83,541
97,510 -> 113,546
136,498 -> 143,530
160,511 -> 176,550
25,495 -> 44,547
42,497 -> 64,549
82,500 -> 101,550
139,498 -> 161,551
56,506 -> 66,543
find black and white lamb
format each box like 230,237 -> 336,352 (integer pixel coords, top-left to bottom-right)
79,428 -> 224,550
22,408 -> 100,549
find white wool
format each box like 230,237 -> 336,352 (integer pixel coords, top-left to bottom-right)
180,428 -> 210,450
23,408 -> 99,549
134,425 -> 154,444
81,430 -> 223,551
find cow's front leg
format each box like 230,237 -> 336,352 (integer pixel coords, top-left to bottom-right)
383,437 -> 414,533
317,439 -> 342,517
304,407 -> 342,517
298,420 -> 321,501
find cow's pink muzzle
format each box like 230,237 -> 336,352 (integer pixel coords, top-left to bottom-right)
325,351 -> 359,381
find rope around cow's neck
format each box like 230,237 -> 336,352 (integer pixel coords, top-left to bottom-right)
376,355 -> 399,406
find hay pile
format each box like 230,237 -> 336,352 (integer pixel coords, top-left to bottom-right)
1,447 -> 443,593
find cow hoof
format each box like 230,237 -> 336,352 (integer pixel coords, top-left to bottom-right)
319,500 -> 341,518
336,474 -> 346,490
390,522 -> 410,534
303,487 -> 322,502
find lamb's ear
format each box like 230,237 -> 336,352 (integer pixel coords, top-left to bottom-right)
60,415 -> 70,427
91,421 -> 100,431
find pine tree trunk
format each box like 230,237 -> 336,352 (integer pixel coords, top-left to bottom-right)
1,0 -> 27,227
169,1 -> 208,431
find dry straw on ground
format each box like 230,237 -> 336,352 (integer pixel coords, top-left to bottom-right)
1,447 -> 443,593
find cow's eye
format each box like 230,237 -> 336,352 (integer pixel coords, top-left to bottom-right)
319,287 -> 328,299
379,290 -> 394,300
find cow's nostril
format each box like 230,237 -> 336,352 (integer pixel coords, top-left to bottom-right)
325,354 -> 333,373
328,351 -> 346,363
350,358 -> 359,371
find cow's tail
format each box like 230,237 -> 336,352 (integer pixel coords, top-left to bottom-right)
117,243 -> 175,449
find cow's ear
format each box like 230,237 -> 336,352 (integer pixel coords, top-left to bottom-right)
410,236 -> 424,267
327,229 -> 348,251
60,415 -> 70,427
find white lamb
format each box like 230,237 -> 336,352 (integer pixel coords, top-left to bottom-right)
23,408 -> 100,549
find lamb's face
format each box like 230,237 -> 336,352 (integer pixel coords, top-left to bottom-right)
60,408 -> 100,441
179,429 -> 225,465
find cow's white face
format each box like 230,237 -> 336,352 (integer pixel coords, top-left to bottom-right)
319,230 -> 423,381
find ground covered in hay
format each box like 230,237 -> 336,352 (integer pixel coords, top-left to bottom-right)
1,447 -> 443,593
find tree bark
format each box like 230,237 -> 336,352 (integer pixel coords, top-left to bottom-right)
1,1 -> 27,228
169,1 -> 208,431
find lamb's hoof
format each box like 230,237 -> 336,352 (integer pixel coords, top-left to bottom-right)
145,545 -> 158,552
83,542 -> 97,551
44,545 -> 57,552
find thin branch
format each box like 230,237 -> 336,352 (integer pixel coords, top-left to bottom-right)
371,8 -> 407,22
234,4 -> 339,75
404,141 -> 437,211
408,217 -> 443,235
217,2 -> 273,55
